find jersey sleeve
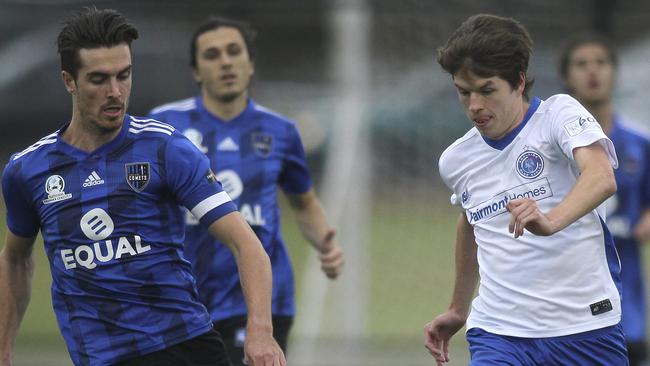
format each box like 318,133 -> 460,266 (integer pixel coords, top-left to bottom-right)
164,133 -> 237,226
2,160 -> 40,237
549,96 -> 618,169
438,148 -> 461,207
278,123 -> 313,194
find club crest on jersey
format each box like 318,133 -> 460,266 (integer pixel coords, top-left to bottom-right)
43,175 -> 72,204
125,162 -> 150,192
251,133 -> 273,157
516,150 -> 544,179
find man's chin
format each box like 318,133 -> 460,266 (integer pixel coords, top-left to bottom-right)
98,115 -> 124,133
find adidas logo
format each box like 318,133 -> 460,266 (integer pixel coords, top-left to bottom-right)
217,137 -> 239,151
83,171 -> 105,187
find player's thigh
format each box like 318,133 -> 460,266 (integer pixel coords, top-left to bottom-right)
214,315 -> 247,366
545,324 -> 629,366
272,315 -> 294,352
213,315 -> 293,365
115,329 -> 231,366
466,328 -> 537,366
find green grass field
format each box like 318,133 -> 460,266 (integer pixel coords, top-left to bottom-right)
6,194 -> 646,365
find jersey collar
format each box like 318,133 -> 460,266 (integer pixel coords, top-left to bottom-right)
196,96 -> 255,125
482,97 -> 541,151
56,114 -> 131,158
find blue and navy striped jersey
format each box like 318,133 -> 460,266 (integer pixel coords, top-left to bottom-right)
606,117 -> 650,341
606,118 -> 650,239
2,115 -> 237,366
148,97 -> 312,321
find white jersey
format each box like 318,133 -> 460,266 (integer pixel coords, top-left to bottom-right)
439,94 -> 621,338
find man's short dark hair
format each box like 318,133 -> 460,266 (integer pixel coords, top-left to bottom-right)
190,16 -> 257,68
437,14 -> 535,100
57,7 -> 139,80
558,33 -> 618,80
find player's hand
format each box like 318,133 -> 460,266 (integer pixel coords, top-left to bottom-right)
319,229 -> 344,279
633,210 -> 650,243
424,311 -> 466,365
507,198 -> 555,238
0,355 -> 12,366
243,328 -> 286,366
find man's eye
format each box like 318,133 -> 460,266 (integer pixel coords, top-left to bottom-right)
203,49 -> 220,60
227,44 -> 242,56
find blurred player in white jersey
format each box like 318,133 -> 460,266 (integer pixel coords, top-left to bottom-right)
424,14 -> 628,365
561,33 -> 650,366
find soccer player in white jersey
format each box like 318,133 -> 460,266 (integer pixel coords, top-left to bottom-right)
423,14 -> 628,365
0,7 -> 284,366
561,33 -> 650,366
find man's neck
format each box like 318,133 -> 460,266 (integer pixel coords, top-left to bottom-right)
61,115 -> 122,153
581,99 -> 614,134
202,92 -> 248,122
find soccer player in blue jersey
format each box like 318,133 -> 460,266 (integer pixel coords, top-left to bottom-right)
0,8 -> 285,366
148,16 -> 344,365
561,34 -> 650,366
424,14 -> 628,365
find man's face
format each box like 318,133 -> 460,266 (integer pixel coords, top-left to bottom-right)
564,43 -> 615,106
453,71 -> 525,140
193,26 -> 254,103
63,44 -> 132,133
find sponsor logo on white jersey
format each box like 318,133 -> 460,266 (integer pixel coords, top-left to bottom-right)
43,175 -> 72,204
60,208 -> 151,270
217,137 -> 240,151
564,116 -> 595,137
467,177 -> 553,224
82,171 -> 105,187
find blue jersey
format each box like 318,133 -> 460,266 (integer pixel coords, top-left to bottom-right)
2,115 -> 237,366
607,118 -> 650,239
606,117 -> 650,342
148,97 -> 312,321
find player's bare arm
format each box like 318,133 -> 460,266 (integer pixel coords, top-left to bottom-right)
287,189 -> 344,279
633,209 -> 650,243
507,143 -> 616,238
208,212 -> 287,366
0,232 -> 37,366
424,213 -> 478,365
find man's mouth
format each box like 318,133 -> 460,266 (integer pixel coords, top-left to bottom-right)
102,105 -> 123,117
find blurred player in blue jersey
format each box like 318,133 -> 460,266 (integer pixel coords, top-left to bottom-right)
0,7 -> 285,366
424,14 -> 629,365
148,16 -> 344,365
561,34 -> 650,366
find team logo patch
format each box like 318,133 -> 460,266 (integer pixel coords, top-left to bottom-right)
43,175 -> 72,204
125,162 -> 150,192
251,133 -> 273,157
206,169 -> 219,184
516,150 -> 544,179
564,116 -> 595,137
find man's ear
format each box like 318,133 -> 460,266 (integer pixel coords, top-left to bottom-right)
191,68 -> 201,84
517,72 -> 526,94
62,71 -> 76,93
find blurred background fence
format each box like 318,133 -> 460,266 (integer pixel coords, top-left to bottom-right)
2,0 -> 650,365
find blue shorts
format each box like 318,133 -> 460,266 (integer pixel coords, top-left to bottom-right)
466,324 -> 628,365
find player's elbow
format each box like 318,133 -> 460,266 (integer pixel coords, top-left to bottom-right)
600,168 -> 617,199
